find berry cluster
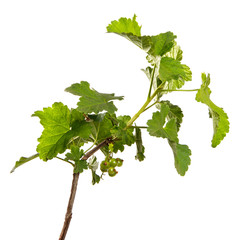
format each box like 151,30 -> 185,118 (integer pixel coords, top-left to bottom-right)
100,157 -> 124,177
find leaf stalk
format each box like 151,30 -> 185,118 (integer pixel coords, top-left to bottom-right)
147,66 -> 156,99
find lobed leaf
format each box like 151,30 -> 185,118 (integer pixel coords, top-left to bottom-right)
88,113 -> 114,142
195,73 -> 229,147
107,14 -> 141,36
74,160 -> 88,174
147,104 -> 178,143
65,81 -> 123,114
168,140 -> 191,176
110,115 -> 135,152
165,43 -> 183,61
32,102 -> 71,161
107,15 -> 176,57
159,57 -> 192,83
65,145 -> 84,162
160,101 -> 184,130
147,32 -> 177,57
147,102 -> 191,175
33,102 -> 92,161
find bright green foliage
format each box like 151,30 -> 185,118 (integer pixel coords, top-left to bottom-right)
91,171 -> 101,185
110,115 -> 135,152
10,154 -> 39,173
107,15 -> 176,57
168,140 -> 191,176
196,73 -> 230,147
106,14 -> 141,36
148,32 -> 176,57
73,160 -> 88,174
147,102 -> 191,175
32,102 -> 92,161
32,102 -> 72,161
147,104 -> 178,143
107,15 -> 191,99
165,44 -> 183,61
65,145 -> 84,161
12,15 -> 229,181
65,81 -> 123,114
159,57 -> 192,83
135,127 -> 145,161
65,146 -> 88,174
160,101 -> 183,130
107,14 -> 151,51
89,113 -> 114,142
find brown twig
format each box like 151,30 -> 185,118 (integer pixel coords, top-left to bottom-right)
58,137 -> 113,240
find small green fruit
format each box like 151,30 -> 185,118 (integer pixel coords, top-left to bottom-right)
110,158 -> 117,167
116,158 -> 123,167
100,160 -> 110,172
108,167 -> 117,177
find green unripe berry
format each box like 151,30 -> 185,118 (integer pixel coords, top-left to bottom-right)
116,158 -> 124,167
100,160 -> 110,172
108,167 -> 117,177
100,164 -> 107,172
109,158 -> 117,167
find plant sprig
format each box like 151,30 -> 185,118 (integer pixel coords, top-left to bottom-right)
11,15 -> 230,240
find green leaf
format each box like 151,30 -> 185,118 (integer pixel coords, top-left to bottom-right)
110,115 -> 135,152
147,103 -> 190,175
74,160 -> 88,174
65,145 -> 84,161
107,15 -> 176,57
33,102 -> 92,161
107,15 -> 151,51
32,102 -> 72,161
107,14 -> 141,36
147,104 -> 178,143
89,113 -> 114,142
159,57 -> 192,84
195,73 -> 230,147
70,108 -> 85,123
135,127 -> 145,161
160,101 -> 184,130
165,43 -> 183,61
10,153 -> 39,173
88,156 -> 100,184
91,171 -> 101,185
147,32 -> 177,57
168,140 -> 191,176
65,81 -> 123,114
65,145 -> 87,173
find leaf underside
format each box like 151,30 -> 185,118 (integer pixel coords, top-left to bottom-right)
10,154 -> 39,173
196,73 -> 229,147
107,14 -> 192,103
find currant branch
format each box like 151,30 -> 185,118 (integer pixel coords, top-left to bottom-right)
59,137 -> 113,240
11,15 -> 230,240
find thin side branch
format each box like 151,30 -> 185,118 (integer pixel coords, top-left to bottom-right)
58,137 -> 113,240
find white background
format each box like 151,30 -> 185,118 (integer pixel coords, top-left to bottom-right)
0,0 -> 242,239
